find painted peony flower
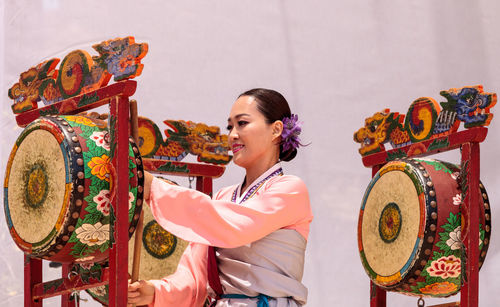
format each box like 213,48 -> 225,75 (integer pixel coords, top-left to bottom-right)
426,255 -> 461,279
446,227 -> 462,250
91,285 -> 107,297
75,222 -> 109,246
93,190 -> 112,216
452,193 -> 462,206
90,131 -> 110,150
78,262 -> 95,270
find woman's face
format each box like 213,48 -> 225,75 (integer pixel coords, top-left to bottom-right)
227,95 -> 280,169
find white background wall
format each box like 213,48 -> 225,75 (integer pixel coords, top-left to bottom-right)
1,1 -> 499,306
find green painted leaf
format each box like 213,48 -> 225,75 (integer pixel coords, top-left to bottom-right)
386,149 -> 407,161
418,159 -> 453,174
85,204 -> 99,215
84,194 -> 94,204
447,212 -> 460,227
70,241 -> 87,257
91,140 -> 108,157
84,212 -> 103,225
436,240 -> 452,254
129,158 -> 136,178
43,278 -> 63,293
79,124 -> 99,136
101,215 -> 110,225
441,223 -> 456,232
89,184 -> 101,196
90,176 -> 109,191
98,241 -> 110,253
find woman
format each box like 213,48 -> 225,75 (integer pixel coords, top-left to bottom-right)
128,88 -> 313,307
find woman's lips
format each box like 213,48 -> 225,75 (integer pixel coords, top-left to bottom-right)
232,144 -> 244,153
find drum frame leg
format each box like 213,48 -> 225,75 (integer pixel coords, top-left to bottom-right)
369,165 -> 387,307
108,95 -> 131,307
370,281 -> 386,307
460,142 -> 480,307
24,256 -> 42,307
61,264 -> 75,307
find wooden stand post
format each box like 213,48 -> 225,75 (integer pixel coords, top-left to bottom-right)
24,256 -> 42,307
369,165 -> 386,307
61,264 -> 75,307
108,95 -> 131,307
459,142 -> 480,307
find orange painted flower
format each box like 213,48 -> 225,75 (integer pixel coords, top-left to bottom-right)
407,142 -> 427,156
419,281 -> 458,295
65,116 -> 96,127
88,154 -> 111,181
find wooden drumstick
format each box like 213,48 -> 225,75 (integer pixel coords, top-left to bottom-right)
427,302 -> 459,307
130,99 -> 144,284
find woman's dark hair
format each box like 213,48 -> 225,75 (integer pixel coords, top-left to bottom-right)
238,88 -> 297,162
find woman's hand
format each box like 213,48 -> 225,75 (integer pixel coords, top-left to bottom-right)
143,171 -> 153,202
127,279 -> 155,307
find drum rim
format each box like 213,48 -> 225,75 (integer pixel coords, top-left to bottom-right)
358,158 -> 492,297
4,115 -> 145,263
358,159 -> 438,288
4,116 -> 83,256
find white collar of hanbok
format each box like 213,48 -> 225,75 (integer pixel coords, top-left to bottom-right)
234,162 -> 283,204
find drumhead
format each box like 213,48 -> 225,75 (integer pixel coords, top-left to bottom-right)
128,197 -> 188,280
6,128 -> 69,246
361,168 -> 422,278
359,160 -> 428,287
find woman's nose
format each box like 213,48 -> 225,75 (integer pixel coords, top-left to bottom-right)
228,128 -> 238,140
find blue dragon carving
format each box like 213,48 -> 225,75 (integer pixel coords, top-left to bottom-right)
439,85 -> 497,129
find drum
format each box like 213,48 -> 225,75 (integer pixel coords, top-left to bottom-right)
3,115 -> 144,264
358,158 -> 491,297
77,179 -> 188,305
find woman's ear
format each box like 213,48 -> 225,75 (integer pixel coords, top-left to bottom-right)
272,120 -> 283,143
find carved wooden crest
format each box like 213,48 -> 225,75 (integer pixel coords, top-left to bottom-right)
354,85 -> 496,157
8,36 -> 148,115
138,116 -> 232,165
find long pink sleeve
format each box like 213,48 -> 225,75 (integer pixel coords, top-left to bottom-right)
149,242 -> 208,307
149,175 -> 312,248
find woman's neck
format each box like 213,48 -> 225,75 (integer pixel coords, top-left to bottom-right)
241,160 -> 279,193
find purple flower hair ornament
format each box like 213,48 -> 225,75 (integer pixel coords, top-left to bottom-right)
281,114 -> 304,152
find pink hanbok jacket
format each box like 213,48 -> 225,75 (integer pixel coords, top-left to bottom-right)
147,165 -> 313,307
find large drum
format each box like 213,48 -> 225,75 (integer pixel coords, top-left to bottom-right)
76,179 -> 188,305
4,115 -> 144,264
358,158 -> 491,297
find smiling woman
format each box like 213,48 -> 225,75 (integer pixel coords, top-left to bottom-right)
127,88 -> 313,307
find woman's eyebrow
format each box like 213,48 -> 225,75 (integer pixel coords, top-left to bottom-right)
227,113 -> 250,121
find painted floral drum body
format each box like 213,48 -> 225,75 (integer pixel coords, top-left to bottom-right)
77,178 -> 188,305
358,158 -> 491,297
3,115 -> 144,264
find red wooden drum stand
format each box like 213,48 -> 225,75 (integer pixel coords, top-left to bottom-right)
5,37 -> 232,307
17,82 -> 227,307
354,86 -> 496,307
